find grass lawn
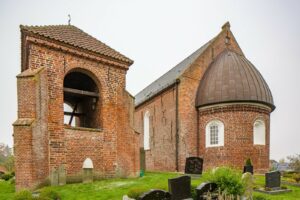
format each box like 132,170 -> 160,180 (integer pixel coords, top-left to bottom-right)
252,175 -> 300,200
1,172 -> 300,200
0,180 -> 15,200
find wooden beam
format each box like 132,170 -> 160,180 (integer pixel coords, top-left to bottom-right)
64,87 -> 99,98
64,112 -> 85,116
69,103 -> 78,125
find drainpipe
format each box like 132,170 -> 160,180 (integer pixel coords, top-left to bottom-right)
175,79 -> 180,172
196,108 -> 200,157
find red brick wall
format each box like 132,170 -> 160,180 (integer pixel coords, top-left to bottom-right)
14,67 -> 49,190
14,33 -> 139,190
198,104 -> 271,173
176,27 -> 244,171
134,87 -> 177,171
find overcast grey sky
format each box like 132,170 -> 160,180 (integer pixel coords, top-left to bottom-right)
0,0 -> 299,161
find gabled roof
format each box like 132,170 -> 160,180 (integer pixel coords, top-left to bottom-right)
135,39 -> 214,106
20,25 -> 133,64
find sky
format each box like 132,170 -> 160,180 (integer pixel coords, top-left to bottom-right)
0,0 -> 299,161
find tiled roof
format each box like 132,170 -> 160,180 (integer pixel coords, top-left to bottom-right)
196,50 -> 275,110
20,25 -> 133,64
135,39 -> 214,106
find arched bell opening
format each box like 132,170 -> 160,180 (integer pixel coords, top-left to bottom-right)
63,71 -> 100,129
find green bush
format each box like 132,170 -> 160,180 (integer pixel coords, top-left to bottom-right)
127,187 -> 148,199
292,173 -> 300,183
281,185 -> 288,189
39,187 -> 61,200
1,173 -> 13,181
245,158 -> 252,166
202,166 -> 245,195
13,190 -> 33,200
9,177 -> 15,184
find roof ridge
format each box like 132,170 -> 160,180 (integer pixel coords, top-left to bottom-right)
134,38 -> 215,106
20,24 -> 133,64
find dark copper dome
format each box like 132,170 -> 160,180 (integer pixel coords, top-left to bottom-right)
196,50 -> 275,110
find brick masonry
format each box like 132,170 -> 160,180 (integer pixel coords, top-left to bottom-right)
14,29 -> 139,190
134,24 -> 273,173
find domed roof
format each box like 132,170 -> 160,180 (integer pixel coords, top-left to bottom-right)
196,50 -> 275,110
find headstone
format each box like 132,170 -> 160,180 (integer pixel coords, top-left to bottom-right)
58,164 -> 66,185
241,172 -> 253,200
265,171 -> 281,189
50,168 -> 59,186
168,175 -> 192,200
243,165 -> 254,174
185,157 -> 203,174
137,189 -> 171,200
82,158 -> 94,183
196,182 -> 218,200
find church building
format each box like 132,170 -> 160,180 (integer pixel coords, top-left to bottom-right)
134,22 -> 275,173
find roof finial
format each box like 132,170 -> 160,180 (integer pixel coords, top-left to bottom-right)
68,14 -> 71,25
222,21 -> 230,31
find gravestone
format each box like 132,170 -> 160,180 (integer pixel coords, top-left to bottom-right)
168,175 -> 192,200
58,164 -> 66,185
50,168 -> 59,186
266,171 -> 281,189
185,157 -> 203,174
243,165 -> 254,174
241,172 -> 253,200
196,182 -> 218,200
137,189 -> 171,200
82,158 -> 94,183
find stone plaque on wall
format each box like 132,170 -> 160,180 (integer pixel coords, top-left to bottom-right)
50,168 -> 59,186
58,165 -> 66,185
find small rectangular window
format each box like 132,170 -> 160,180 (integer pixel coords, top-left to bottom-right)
210,125 -> 219,145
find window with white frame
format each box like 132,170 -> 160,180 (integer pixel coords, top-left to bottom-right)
253,119 -> 266,145
143,111 -> 150,150
205,120 -> 224,147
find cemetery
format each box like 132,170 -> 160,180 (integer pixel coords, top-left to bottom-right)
1,157 -> 300,199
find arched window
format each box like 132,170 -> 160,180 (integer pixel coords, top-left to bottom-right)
144,111 -> 150,150
64,71 -> 99,128
253,120 -> 266,145
205,120 -> 224,147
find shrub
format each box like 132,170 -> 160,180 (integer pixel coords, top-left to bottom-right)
281,185 -> 288,189
292,173 -> 300,183
127,187 -> 148,199
39,187 -> 61,200
10,177 -> 15,184
13,190 -> 33,200
245,158 -> 252,166
1,173 -> 13,181
202,166 -> 245,195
